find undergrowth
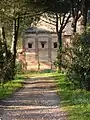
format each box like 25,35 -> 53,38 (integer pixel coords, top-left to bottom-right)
54,72 -> 90,120
0,74 -> 26,100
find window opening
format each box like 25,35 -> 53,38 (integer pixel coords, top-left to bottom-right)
41,41 -> 46,48
42,43 -> 44,48
53,42 -> 57,48
28,43 -> 32,48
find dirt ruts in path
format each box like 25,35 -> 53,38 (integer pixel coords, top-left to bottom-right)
0,75 -> 67,120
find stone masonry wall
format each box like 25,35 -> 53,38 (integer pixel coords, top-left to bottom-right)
23,33 -> 58,70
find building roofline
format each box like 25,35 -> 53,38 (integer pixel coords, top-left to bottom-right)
25,26 -> 56,34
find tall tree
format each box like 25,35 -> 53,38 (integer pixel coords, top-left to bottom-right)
0,0 -> 42,78
69,0 -> 82,34
34,0 -> 71,70
81,0 -> 90,31
70,0 -> 90,33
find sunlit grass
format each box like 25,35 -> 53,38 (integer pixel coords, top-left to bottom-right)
20,69 -> 56,78
1,71 -> 90,120
54,72 -> 90,120
0,74 -> 25,100
0,70 -> 55,100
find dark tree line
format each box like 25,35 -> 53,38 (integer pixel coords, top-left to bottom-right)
0,0 -> 42,83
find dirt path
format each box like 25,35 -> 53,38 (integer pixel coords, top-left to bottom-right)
0,75 -> 66,120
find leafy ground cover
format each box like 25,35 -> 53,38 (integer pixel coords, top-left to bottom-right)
54,72 -> 90,120
0,74 -> 26,100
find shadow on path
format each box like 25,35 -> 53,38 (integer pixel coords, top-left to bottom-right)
0,76 -> 67,120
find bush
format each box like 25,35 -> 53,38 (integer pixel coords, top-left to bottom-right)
65,32 -> 90,90
0,41 -> 13,84
15,61 -> 23,74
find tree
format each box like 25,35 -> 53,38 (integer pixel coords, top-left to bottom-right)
70,0 -> 90,33
34,0 -> 71,71
80,0 -> 90,31
0,0 -> 42,79
66,32 -> 90,90
68,0 -> 82,34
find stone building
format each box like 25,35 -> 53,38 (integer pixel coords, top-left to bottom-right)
22,27 -> 58,70
19,15 -> 82,71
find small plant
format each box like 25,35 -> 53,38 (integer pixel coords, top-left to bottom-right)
0,74 -> 24,100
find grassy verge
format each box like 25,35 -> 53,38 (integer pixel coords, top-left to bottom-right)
0,70 -> 54,100
1,71 -> 90,120
0,74 -> 26,100
54,72 -> 90,120
19,69 -> 56,78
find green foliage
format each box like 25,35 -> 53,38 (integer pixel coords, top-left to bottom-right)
0,40 -> 6,83
0,40 -> 13,84
55,72 -> 90,120
54,49 -> 62,72
0,71 -> 55,100
0,0 -> 42,82
65,32 -> 90,90
0,74 -> 25,100
34,0 -> 71,13
15,61 -> 23,74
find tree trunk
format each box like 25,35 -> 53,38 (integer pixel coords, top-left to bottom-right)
55,13 -> 70,72
56,13 -> 62,71
11,19 -> 17,53
1,26 -> 8,59
58,31 -> 62,49
81,0 -> 88,31
57,31 -> 62,72
72,18 -> 77,34
11,17 -> 20,78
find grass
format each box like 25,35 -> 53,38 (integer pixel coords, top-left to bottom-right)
23,70 -> 90,120
0,74 -> 26,100
54,72 -> 90,120
0,70 -> 90,120
19,69 -> 56,78
0,70 -> 54,100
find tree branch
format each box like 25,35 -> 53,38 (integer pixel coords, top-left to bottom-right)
59,13 -> 66,31
62,12 -> 71,30
40,18 -> 56,26
56,13 -> 59,33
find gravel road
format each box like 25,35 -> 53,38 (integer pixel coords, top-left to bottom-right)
0,75 -> 67,120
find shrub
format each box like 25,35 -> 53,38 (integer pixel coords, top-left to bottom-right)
15,61 -> 23,74
65,32 -> 90,90
0,41 -> 13,84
